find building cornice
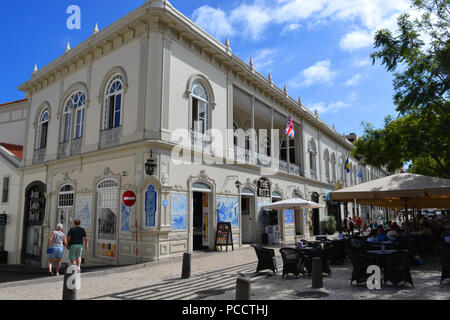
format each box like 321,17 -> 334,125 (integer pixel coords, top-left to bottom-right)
18,1 -> 354,150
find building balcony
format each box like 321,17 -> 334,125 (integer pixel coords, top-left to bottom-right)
100,126 -> 121,150
70,138 -> 82,156
310,169 -> 317,180
257,153 -> 272,168
58,141 -> 69,159
234,146 -> 250,164
32,148 -> 46,165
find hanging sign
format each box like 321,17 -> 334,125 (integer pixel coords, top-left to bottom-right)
123,191 -> 137,207
257,177 -> 271,198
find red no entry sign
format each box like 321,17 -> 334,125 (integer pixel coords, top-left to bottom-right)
123,191 -> 137,207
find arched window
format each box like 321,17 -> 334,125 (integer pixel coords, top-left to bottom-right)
339,157 -> 347,186
190,80 -> 209,134
331,153 -> 336,183
58,184 -> 74,229
103,75 -> 124,130
308,140 -> 317,175
37,108 -> 49,150
61,91 -> 86,142
324,149 -> 330,182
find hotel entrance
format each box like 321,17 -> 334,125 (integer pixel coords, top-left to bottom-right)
192,182 -> 212,251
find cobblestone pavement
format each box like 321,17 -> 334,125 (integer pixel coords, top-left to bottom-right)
0,243 -> 449,300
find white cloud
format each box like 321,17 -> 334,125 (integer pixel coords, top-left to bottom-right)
345,74 -> 362,86
229,4 -> 272,41
192,0 -> 414,51
289,60 -> 337,88
251,48 -> 278,73
340,30 -> 373,51
192,6 -> 234,41
281,23 -> 301,36
307,93 -> 356,114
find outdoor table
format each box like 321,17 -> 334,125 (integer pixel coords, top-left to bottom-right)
366,250 -> 398,269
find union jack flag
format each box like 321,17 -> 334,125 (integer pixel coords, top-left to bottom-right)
285,116 -> 295,138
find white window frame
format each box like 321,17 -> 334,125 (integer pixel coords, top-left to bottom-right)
36,108 -> 49,150
103,75 -> 124,130
190,80 -> 210,135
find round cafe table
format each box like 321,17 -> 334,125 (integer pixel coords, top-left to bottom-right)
366,250 -> 398,269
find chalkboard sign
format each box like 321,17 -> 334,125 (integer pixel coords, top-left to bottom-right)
215,222 -> 234,251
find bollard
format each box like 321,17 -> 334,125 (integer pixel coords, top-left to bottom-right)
312,257 -> 323,289
182,253 -> 191,279
62,265 -> 80,300
236,277 -> 251,300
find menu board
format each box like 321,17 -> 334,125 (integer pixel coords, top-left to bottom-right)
215,222 -> 234,251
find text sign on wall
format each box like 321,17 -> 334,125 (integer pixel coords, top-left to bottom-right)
257,178 -> 271,198
0,214 -> 7,225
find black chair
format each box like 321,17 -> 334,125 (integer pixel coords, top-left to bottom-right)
383,250 -> 414,288
330,239 -> 347,264
252,245 -> 277,275
439,248 -> 450,285
279,248 -> 304,279
346,249 -> 378,285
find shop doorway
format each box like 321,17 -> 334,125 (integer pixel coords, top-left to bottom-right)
22,182 -> 46,266
241,187 -> 255,244
193,191 -> 210,251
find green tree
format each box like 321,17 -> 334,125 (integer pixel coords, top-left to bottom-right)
353,0 -> 450,179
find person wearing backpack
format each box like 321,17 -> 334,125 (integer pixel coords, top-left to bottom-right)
46,223 -> 67,276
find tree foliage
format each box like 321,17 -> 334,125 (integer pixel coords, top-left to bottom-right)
352,0 -> 450,179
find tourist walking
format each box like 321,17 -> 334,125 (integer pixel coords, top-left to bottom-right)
67,219 -> 88,271
46,223 -> 67,276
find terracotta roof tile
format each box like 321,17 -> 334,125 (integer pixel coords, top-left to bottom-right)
0,143 -> 23,160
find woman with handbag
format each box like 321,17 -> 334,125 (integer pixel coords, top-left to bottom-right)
46,223 -> 68,276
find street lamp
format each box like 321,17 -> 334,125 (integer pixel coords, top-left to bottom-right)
145,151 -> 157,176
235,180 -> 242,190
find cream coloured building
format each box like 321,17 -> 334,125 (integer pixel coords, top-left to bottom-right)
1,0 -> 389,267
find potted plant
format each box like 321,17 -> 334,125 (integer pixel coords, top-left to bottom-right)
326,216 -> 336,235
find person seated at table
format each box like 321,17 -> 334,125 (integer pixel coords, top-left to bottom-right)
367,230 -> 379,243
377,226 -> 388,242
386,226 -> 397,239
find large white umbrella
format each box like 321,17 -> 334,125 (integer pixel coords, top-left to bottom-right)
261,198 -> 325,210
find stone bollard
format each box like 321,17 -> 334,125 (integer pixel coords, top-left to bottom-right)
236,277 -> 251,300
312,257 -> 323,289
62,265 -> 80,300
182,253 -> 191,279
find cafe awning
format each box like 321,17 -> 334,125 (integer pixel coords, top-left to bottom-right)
261,198 -> 325,210
329,173 -> 450,209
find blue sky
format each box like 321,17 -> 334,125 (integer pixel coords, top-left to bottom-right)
0,0 -> 419,136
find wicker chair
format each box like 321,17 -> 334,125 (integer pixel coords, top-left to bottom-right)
383,250 -> 414,288
346,249 -> 378,285
279,248 -> 304,279
439,248 -> 450,285
330,239 -> 347,264
252,245 -> 277,275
